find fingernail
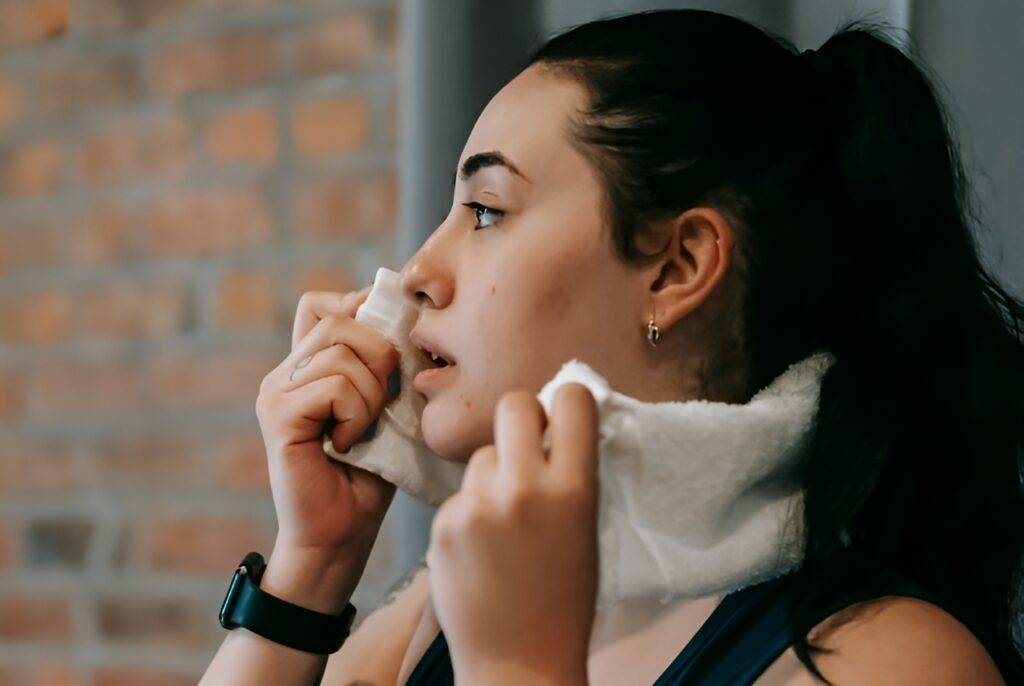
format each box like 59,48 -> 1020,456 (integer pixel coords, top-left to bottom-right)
359,419 -> 379,442
388,369 -> 401,396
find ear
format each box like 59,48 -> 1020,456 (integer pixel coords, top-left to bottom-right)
643,206 -> 735,333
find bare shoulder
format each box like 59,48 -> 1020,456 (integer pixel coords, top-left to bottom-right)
321,560 -> 432,685
758,596 -> 1005,685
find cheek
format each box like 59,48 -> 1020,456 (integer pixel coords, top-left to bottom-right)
420,389 -> 494,463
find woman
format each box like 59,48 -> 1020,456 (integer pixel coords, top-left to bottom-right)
201,9 -> 1023,685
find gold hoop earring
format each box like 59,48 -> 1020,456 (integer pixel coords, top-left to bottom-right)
646,315 -> 660,347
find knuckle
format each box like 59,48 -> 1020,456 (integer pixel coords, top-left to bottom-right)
296,291 -> 316,317
459,494 -> 490,527
329,374 -> 353,396
431,502 -> 457,546
500,487 -> 535,516
328,342 -> 356,365
324,312 -> 346,329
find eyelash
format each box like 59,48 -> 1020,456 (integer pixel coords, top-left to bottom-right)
460,202 -> 505,230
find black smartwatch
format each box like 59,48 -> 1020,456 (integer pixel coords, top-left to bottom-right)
219,551 -> 357,654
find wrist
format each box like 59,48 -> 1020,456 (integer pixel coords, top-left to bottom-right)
261,540 -> 369,615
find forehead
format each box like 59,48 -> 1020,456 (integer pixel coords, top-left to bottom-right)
458,64 -> 590,188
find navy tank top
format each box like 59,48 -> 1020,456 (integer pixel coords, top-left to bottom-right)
404,568 -> 952,685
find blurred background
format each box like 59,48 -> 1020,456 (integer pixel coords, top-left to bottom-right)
0,0 -> 1020,683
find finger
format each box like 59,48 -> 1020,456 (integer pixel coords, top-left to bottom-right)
547,383 -> 600,490
460,445 -> 498,494
286,313 -> 399,391
281,342 -> 387,418
493,391 -> 547,485
326,384 -> 371,455
291,287 -> 372,351
278,374 -> 371,454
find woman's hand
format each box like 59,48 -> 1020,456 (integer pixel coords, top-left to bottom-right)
255,286 -> 400,612
426,383 -> 600,685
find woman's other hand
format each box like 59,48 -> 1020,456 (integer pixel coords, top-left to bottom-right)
254,285 -> 399,612
426,383 -> 600,685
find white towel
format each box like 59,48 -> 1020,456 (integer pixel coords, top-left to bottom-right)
325,267 -> 835,606
322,267 -> 465,505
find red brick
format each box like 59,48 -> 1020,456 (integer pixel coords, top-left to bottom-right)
73,281 -> 188,341
1,139 -> 63,197
0,662 -> 80,686
292,96 -> 368,157
132,515 -> 271,575
295,264 -> 361,297
295,13 -> 374,76
23,358 -> 142,417
79,113 -> 194,187
143,185 -> 272,258
71,0 -> 190,31
92,666 -> 195,686
66,206 -> 137,266
0,436 -> 83,493
0,73 -> 22,129
36,54 -> 140,117
215,268 -> 280,330
206,106 -> 277,164
293,170 -> 397,238
0,596 -> 73,641
141,349 -> 279,409
0,217 -> 65,275
31,663 -> 80,686
83,433 -> 203,489
214,433 -> 269,491
0,290 -> 71,345
0,207 -> 135,274
96,596 -> 210,649
0,368 -> 25,419
0,0 -> 69,48
152,31 -> 274,96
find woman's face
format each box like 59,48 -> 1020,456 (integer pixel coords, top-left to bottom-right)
399,64 -> 724,463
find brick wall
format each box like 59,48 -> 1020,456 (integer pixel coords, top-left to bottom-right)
0,0 -> 402,682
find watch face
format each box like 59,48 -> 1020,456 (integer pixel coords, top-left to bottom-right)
219,566 -> 246,629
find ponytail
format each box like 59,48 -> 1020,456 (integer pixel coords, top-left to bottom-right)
787,24 -> 1024,684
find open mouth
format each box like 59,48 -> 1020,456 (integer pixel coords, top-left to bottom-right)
429,352 -> 454,368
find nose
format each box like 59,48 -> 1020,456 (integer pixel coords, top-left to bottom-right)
400,247 -> 453,311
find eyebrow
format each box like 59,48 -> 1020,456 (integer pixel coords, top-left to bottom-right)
452,151 -> 529,190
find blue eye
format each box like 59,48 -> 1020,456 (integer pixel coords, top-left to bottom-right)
461,202 -> 505,230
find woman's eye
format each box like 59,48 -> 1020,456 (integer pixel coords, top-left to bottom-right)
461,202 -> 504,230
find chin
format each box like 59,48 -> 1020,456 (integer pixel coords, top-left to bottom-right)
419,396 -> 489,464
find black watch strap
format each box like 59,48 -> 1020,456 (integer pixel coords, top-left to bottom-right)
219,551 -> 357,654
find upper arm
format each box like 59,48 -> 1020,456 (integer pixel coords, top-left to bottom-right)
767,596 -> 1005,685
321,563 -> 432,686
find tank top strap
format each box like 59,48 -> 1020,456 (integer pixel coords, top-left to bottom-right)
653,572 -> 797,685
404,567 -> 956,686
404,630 -> 454,685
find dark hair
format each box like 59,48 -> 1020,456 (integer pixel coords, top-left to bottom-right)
524,8 -> 1024,683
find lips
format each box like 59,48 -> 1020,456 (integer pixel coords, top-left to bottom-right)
409,329 -> 457,369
